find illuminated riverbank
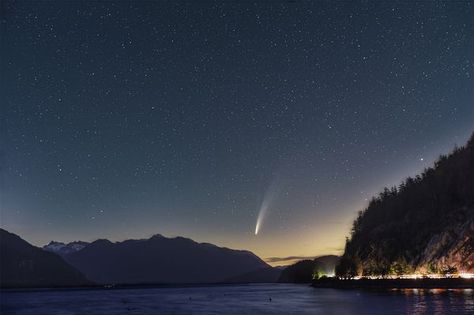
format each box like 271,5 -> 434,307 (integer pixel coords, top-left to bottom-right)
312,277 -> 474,289
349,273 -> 474,280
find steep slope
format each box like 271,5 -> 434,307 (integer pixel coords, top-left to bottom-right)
64,234 -> 269,284
278,255 -> 340,283
337,132 -> 474,278
416,212 -> 474,274
0,229 -> 91,288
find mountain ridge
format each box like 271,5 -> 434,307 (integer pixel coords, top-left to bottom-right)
58,233 -> 270,284
45,234 -> 260,258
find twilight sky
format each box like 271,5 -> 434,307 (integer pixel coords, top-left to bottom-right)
1,1 -> 473,264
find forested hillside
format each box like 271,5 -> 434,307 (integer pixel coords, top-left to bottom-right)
337,133 -> 474,278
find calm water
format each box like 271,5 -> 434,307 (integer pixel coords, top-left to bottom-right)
1,284 -> 473,315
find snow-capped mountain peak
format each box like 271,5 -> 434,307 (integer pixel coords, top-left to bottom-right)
43,241 -> 88,255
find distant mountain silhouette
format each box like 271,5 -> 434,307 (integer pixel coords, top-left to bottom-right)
62,234 -> 270,284
278,255 -> 340,283
0,229 -> 91,288
337,132 -> 474,278
224,266 -> 283,283
43,241 -> 89,255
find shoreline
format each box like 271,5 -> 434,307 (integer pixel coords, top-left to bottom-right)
312,278 -> 474,289
0,282 -> 292,293
4,279 -> 474,292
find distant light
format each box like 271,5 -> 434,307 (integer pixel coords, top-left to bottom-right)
420,158 -> 424,161
346,272 -> 474,280
459,273 -> 474,279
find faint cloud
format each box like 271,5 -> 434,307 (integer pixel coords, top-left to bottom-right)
265,255 -> 318,263
324,247 -> 344,253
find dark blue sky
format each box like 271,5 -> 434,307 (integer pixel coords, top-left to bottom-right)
1,1 -> 473,262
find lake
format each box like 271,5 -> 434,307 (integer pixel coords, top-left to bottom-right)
1,284 -> 473,314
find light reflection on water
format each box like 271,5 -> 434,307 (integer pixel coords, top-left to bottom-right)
1,284 -> 473,315
390,288 -> 474,315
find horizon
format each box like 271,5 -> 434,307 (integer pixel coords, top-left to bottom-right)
2,1 -> 474,265
3,225 -> 336,267
3,132 -> 473,267
8,226 -> 342,267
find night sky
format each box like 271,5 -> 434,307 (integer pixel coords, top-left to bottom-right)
1,1 -> 473,264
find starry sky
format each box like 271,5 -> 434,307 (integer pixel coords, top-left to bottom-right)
1,1 -> 473,265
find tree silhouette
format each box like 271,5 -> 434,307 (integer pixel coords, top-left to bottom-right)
336,132 -> 474,278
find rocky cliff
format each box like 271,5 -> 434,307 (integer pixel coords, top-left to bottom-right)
416,210 -> 474,273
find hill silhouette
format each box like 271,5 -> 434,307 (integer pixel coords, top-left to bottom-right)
336,132 -> 474,278
278,255 -> 340,283
63,234 -> 270,284
0,229 -> 91,288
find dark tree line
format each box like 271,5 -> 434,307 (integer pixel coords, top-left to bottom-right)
336,132 -> 474,278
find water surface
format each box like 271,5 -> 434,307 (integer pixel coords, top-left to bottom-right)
1,284 -> 473,314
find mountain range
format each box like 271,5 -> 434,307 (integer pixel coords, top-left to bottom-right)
1,227 -> 344,288
59,234 -> 270,284
1,230 -> 279,287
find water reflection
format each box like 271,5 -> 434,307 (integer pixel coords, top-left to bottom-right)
390,288 -> 474,315
2,285 -> 474,315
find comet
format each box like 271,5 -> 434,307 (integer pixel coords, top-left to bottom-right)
255,176 -> 282,235
255,199 -> 269,235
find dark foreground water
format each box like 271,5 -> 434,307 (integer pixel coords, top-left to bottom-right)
1,284 -> 473,315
